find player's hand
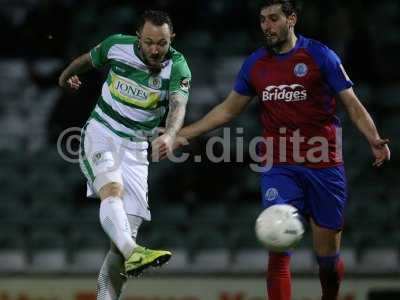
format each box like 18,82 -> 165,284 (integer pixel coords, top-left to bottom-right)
151,131 -> 188,160
151,133 -> 175,161
370,138 -> 390,167
59,75 -> 82,91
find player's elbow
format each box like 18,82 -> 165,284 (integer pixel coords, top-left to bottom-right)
73,53 -> 94,71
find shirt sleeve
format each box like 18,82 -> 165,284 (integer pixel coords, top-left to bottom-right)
320,48 -> 353,93
169,54 -> 192,99
233,56 -> 257,97
89,34 -> 120,68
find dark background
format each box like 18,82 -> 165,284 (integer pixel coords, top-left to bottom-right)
0,0 -> 399,274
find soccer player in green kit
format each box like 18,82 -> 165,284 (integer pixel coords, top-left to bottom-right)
59,10 -> 191,300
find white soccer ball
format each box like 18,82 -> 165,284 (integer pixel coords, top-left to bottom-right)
255,204 -> 304,252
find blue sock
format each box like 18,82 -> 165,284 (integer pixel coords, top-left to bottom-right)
316,252 -> 340,270
316,253 -> 344,300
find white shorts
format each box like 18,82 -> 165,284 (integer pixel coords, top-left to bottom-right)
79,119 -> 151,220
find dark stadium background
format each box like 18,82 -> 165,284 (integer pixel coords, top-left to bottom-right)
0,1 -> 399,299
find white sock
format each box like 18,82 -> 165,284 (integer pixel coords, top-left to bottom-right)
96,250 -> 125,300
99,197 -> 136,259
97,216 -> 143,300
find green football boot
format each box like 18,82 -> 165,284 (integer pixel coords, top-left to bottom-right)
124,245 -> 172,277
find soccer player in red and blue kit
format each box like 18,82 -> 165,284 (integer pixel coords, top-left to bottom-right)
153,1 -> 391,299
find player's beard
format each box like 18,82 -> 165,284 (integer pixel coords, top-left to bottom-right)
139,47 -> 164,75
147,55 -> 164,75
143,55 -> 162,75
264,26 -> 289,54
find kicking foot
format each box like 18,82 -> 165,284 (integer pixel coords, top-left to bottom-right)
124,246 -> 172,277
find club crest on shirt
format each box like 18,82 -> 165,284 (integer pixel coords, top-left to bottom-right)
294,63 -> 308,77
265,188 -> 279,201
92,151 -> 104,166
180,77 -> 190,92
148,76 -> 162,89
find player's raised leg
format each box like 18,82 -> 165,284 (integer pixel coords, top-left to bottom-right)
99,181 -> 171,278
99,182 -> 137,260
80,122 -> 171,278
120,148 -> 172,277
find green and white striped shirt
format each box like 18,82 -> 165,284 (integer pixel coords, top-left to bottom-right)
89,34 -> 191,140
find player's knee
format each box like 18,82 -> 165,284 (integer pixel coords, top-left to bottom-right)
314,242 -> 337,257
99,182 -> 123,199
311,220 -> 341,256
313,231 -> 341,256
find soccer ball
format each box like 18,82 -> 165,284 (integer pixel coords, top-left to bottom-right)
255,204 -> 304,252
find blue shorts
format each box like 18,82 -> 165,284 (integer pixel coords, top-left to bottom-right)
260,165 -> 347,230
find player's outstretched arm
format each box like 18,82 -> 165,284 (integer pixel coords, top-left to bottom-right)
339,88 -> 390,167
179,90 -> 252,140
165,92 -> 189,139
58,53 -> 93,91
152,92 -> 189,160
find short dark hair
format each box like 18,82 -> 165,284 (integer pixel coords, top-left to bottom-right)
137,10 -> 174,33
260,0 -> 300,17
